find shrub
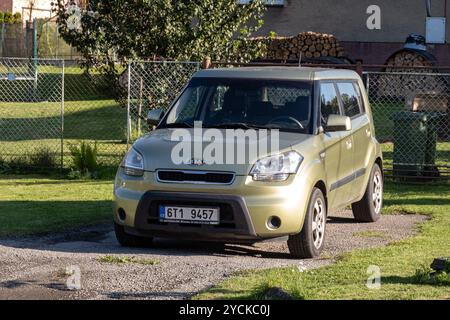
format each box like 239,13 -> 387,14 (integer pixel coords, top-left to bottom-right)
29,147 -> 57,169
0,156 -> 10,173
13,12 -> 21,24
3,12 -> 13,24
7,156 -> 30,169
69,141 -> 98,175
0,12 -> 4,24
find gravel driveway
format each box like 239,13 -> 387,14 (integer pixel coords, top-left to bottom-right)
0,210 -> 426,300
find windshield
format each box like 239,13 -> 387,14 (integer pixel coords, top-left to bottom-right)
160,77 -> 314,133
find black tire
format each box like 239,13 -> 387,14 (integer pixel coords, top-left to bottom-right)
287,188 -> 326,259
351,163 -> 383,222
114,222 -> 154,247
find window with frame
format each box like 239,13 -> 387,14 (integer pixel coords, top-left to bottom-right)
319,83 -> 341,124
336,82 -> 363,118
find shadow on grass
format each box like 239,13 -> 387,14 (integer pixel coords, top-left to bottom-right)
0,200 -> 112,238
382,275 -> 450,287
0,103 -> 127,141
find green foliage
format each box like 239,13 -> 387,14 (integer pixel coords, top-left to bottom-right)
98,255 -> 160,265
414,265 -> 450,286
3,12 -> 13,24
268,30 -> 278,38
69,141 -> 98,175
0,11 -> 21,24
53,0 -> 266,72
29,147 -> 57,169
13,12 -> 21,24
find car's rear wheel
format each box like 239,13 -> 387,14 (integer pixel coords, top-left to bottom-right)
287,187 -> 326,259
114,222 -> 153,247
351,163 -> 383,222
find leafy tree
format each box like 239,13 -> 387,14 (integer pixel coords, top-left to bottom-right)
53,0 -> 266,70
13,12 -> 22,24
3,12 -> 13,24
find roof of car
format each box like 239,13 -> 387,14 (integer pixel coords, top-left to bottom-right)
193,67 -> 360,81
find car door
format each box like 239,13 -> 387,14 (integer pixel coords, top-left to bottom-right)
336,81 -> 370,202
318,82 -> 354,210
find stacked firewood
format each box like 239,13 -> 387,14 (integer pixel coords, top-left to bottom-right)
248,31 -> 345,60
385,51 -> 434,70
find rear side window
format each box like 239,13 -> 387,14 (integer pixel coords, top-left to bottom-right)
319,83 -> 340,124
336,82 -> 363,118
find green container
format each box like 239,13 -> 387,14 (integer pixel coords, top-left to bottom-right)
392,111 -> 439,178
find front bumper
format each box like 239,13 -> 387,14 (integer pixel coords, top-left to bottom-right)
113,168 -> 313,241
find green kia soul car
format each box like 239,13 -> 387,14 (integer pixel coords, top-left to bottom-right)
113,67 -> 383,258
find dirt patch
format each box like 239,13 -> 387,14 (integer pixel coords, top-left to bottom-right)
0,211 -> 426,300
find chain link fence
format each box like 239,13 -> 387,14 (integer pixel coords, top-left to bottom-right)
365,71 -> 450,180
0,58 -> 128,171
127,61 -> 200,140
1,58 -> 449,182
0,58 -> 63,170
0,58 -> 200,172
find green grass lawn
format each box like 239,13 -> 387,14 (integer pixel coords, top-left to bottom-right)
0,174 -> 113,237
196,182 -> 450,300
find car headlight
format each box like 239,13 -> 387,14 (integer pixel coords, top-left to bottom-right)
121,148 -> 144,176
250,151 -> 303,182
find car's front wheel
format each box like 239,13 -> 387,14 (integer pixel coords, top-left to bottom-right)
351,163 -> 383,222
114,222 -> 153,247
287,187 -> 326,259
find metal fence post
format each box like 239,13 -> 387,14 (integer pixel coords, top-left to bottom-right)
61,59 -> 65,170
126,63 -> 132,149
365,72 -> 370,94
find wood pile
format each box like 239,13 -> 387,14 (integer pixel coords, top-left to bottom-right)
385,51 -> 434,70
248,31 -> 346,60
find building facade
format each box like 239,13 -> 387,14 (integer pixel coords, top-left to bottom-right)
0,0 -> 87,21
255,0 -> 450,65
0,0 -> 53,21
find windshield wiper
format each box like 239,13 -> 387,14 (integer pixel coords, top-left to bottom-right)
205,123 -> 267,130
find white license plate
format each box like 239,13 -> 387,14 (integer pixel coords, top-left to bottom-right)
159,205 -> 220,225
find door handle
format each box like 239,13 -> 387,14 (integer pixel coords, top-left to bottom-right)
366,128 -> 371,137
346,139 -> 352,149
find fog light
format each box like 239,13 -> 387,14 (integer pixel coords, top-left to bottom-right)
267,216 -> 281,229
118,208 -> 127,221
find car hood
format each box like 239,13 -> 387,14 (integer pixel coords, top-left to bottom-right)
132,128 -> 314,175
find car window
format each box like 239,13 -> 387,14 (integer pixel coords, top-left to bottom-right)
353,83 -> 365,113
319,83 -> 340,124
266,87 -> 311,107
166,86 -> 206,123
162,78 -> 314,133
337,82 -> 362,118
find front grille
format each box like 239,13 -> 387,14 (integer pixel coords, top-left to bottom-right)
157,170 -> 234,184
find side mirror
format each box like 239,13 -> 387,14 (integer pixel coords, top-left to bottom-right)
147,108 -> 164,127
325,114 -> 352,132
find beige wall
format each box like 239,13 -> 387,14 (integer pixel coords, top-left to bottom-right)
13,0 -> 53,21
256,0 -> 450,43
